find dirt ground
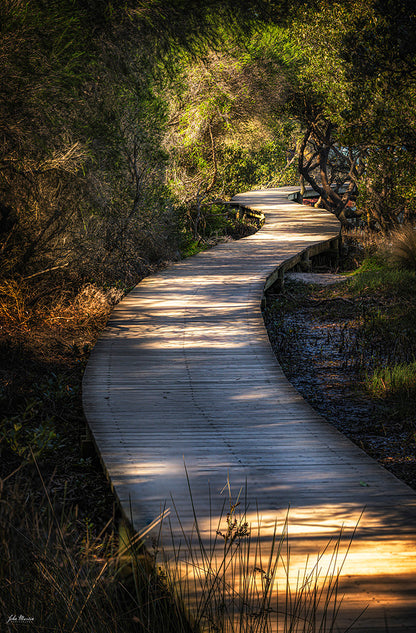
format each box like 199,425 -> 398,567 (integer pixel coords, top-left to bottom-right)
263,274 -> 416,492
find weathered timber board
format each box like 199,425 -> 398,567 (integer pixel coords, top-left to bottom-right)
83,187 -> 416,631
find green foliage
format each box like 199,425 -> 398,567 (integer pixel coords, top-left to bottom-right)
0,373 -> 73,461
1,1 -> 306,285
164,44 -> 296,197
178,204 -> 261,258
340,0 -> 416,229
180,238 -> 209,258
2,0 -> 416,285
337,250 -> 416,423
0,0 -> 180,284
261,1 -> 416,229
365,362 -> 416,399
221,141 -> 298,193
347,257 -> 416,294
357,148 -> 416,230
1,414 -> 58,460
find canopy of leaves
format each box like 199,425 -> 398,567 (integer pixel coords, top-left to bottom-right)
2,0 -> 415,291
276,0 -> 416,227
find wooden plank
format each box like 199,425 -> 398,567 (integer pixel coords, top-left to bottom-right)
83,186 -> 416,632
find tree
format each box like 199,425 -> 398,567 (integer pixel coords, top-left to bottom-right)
285,0 -> 416,229
298,116 -> 365,222
0,1 -> 180,282
163,44 -> 296,238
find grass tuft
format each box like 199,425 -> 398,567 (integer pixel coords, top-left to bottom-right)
389,224 -> 416,270
365,362 -> 416,400
1,466 -> 361,633
346,256 -> 416,296
148,473 -> 360,633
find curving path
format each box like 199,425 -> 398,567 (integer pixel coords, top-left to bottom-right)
83,187 -> 416,631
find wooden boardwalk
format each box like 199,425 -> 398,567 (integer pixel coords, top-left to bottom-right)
83,187 -> 416,631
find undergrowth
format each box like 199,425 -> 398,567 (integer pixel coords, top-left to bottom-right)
1,465 -> 361,632
0,206 -> 266,632
365,362 -> 416,400
389,223 -> 416,270
322,229 -> 416,415
180,206 -> 262,259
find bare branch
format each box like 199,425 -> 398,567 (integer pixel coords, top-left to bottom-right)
22,263 -> 69,280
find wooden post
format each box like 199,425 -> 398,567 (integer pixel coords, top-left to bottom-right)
81,428 -> 96,458
301,250 -> 311,271
274,268 -> 285,292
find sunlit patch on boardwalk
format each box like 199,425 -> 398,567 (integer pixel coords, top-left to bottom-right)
83,187 -> 416,631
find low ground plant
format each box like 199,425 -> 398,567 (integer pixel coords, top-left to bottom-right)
346,255 -> 416,296
365,362 -> 416,400
1,466 -> 360,633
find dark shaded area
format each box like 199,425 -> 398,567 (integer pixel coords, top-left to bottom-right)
0,329 -> 117,531
264,278 -> 416,491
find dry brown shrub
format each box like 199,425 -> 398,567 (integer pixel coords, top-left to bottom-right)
342,225 -> 384,252
0,278 -> 124,335
0,280 -> 30,329
46,284 -> 124,328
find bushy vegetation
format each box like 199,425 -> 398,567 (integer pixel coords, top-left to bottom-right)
0,1 -> 299,290
0,0 -> 179,285
2,0 -> 416,630
344,241 -> 416,419
1,0 -> 415,291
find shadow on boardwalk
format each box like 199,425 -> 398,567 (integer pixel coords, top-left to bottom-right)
83,187 -> 416,631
